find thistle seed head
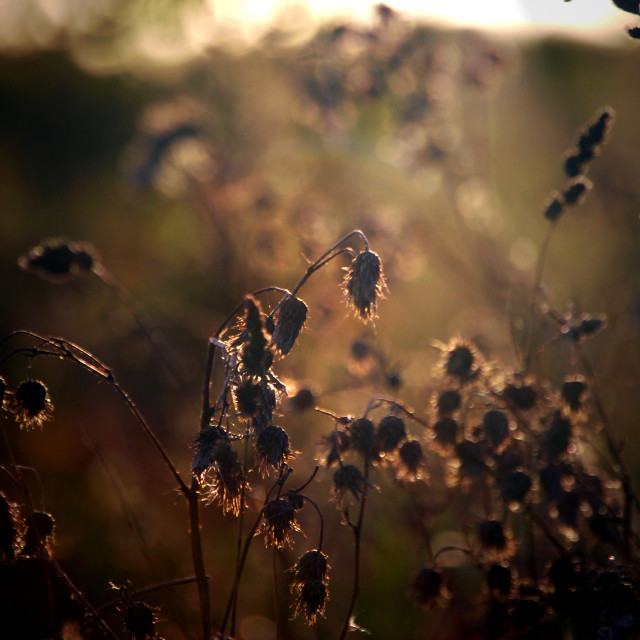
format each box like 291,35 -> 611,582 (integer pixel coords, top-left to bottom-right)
332,464 -> 368,504
201,441 -> 245,515
498,470 -> 532,506
435,389 -> 462,417
343,250 -> 386,323
259,498 -> 300,548
14,379 -> 53,430
239,296 -> 272,377
397,439 -> 426,480
290,550 -> 329,587
191,425 -> 229,475
482,409 -> 510,450
122,601 -> 160,640
477,520 -> 514,561
294,580 -> 328,624
255,424 -> 291,473
348,417 -> 378,461
432,417 -> 458,451
561,377 -> 588,412
270,295 -> 308,356
376,415 -> 406,453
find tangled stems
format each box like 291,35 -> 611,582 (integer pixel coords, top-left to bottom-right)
0,331 -> 212,640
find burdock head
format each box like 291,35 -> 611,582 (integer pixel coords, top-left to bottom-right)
342,250 -> 386,323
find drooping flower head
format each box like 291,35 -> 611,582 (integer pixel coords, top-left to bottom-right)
342,250 -> 386,323
13,379 -> 53,430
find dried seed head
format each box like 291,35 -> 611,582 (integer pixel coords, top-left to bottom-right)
376,415 -> 406,453
122,601 -> 160,640
22,511 -> 55,556
499,470 -> 532,505
561,377 -> 588,411
477,520 -> 514,561
411,567 -> 442,608
542,411 -> 572,461
294,580 -> 328,624
320,429 -> 350,467
233,380 -> 262,417
201,441 -> 245,515
503,382 -> 537,410
290,550 -> 329,587
239,296 -> 272,377
348,417 -> 378,461
435,389 -> 462,417
487,563 -> 512,596
432,417 -> 458,451
285,387 -> 316,413
259,498 -> 300,548
332,464 -> 368,504
455,440 -> 487,478
251,383 -> 277,434
270,295 -> 308,356
440,339 -> 482,384
14,379 -> 53,430
543,191 -> 566,222
255,425 -> 291,473
562,176 -> 592,206
482,409 -> 510,450
397,439 -> 427,480
0,492 -> 19,562
343,250 -> 386,323
191,425 -> 229,475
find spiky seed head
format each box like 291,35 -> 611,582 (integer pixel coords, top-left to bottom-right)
483,409 -> 510,449
239,296 -> 272,377
343,250 -> 386,323
122,601 -> 160,640
14,380 -> 53,430
376,415 -> 406,453
455,440 -> 486,478
259,498 -> 300,548
191,425 -> 229,475
255,425 -> 291,473
233,380 -> 262,417
562,176 -> 592,206
441,339 -> 482,383
295,580 -> 327,624
201,441 -> 245,515
411,567 -> 442,607
503,382 -> 537,410
321,429 -> 350,467
332,464 -> 367,503
290,550 -> 329,586
271,295 -> 308,356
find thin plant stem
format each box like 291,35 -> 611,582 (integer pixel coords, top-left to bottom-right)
339,459 -> 370,640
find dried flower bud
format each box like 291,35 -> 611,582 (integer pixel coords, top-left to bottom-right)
440,339 -> 482,384
562,176 -> 592,206
503,382 -> 537,410
122,601 -> 160,640
455,440 -> 487,478
18,238 -> 98,282
13,379 -> 53,430
482,410 -> 510,449
477,520 -> 513,561
411,567 -> 442,608
191,425 -> 229,475
294,580 -> 327,624
239,296 -> 272,377
499,470 -> 532,505
561,377 -> 588,411
259,498 -> 300,548
543,191 -> 566,222
200,441 -> 245,515
321,429 -> 350,467
255,425 -> 290,473
233,380 -> 262,417
435,389 -> 462,417
270,295 -> 308,356
332,464 -> 368,503
432,417 -> 458,451
343,250 -> 386,323
487,563 -> 512,596
290,550 -> 329,587
348,418 -> 378,460
376,416 -> 406,453
398,439 -> 427,480
542,411 -> 572,461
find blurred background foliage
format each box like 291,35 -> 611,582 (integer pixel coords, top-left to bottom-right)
1,1 -> 640,638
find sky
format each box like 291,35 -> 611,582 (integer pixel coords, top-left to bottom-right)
213,0 -> 628,41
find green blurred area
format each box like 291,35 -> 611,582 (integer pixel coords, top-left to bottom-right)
1,2 -> 640,638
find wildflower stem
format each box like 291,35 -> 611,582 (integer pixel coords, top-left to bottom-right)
339,459 -> 370,640
523,221 -> 557,371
